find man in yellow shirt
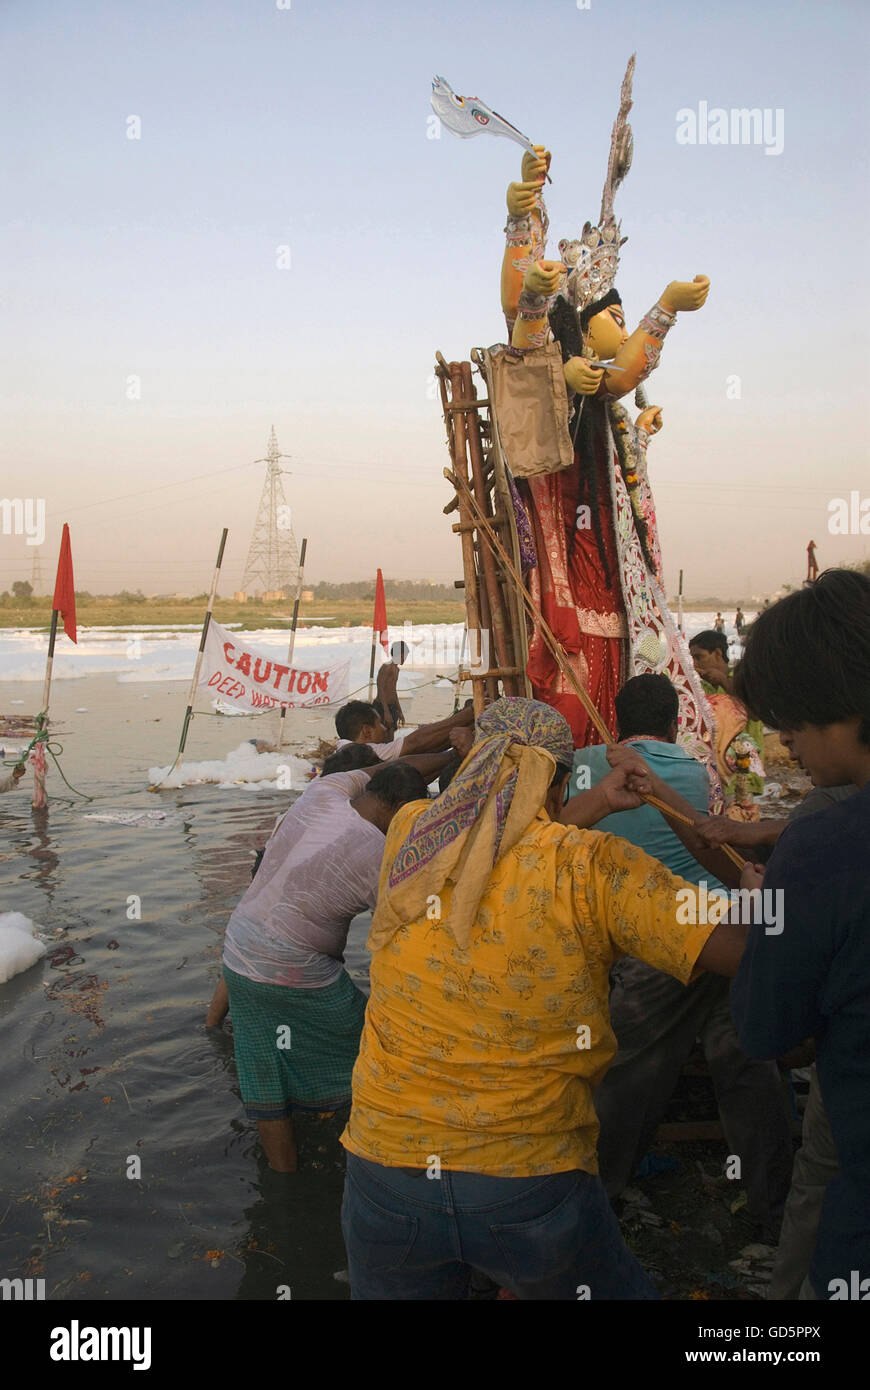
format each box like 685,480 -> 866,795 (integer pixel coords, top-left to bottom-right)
341,698 -> 753,1299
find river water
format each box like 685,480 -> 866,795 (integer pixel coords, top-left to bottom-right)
0,613 -> 738,1300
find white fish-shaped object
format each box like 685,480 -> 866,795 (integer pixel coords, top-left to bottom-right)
431,76 -> 537,158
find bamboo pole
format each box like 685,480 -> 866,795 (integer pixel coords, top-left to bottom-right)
436,354 -> 487,712
32,609 -> 60,808
447,465 -> 746,872
152,528 -> 228,787
276,537 -> 307,750
460,361 -> 517,694
367,630 -> 378,703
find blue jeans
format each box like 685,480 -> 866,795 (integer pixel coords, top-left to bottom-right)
341,1153 -> 659,1300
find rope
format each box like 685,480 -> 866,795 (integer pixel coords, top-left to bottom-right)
6,713 -> 94,801
190,674 -> 452,720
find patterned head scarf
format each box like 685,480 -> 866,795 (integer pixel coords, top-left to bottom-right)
368,697 -> 574,951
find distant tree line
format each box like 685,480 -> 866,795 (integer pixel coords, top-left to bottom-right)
310,579 -> 459,602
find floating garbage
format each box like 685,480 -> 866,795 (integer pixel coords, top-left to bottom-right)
83,810 -> 169,827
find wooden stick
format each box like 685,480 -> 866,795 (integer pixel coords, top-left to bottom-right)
460,362 -> 517,694
276,536 -> 307,750
153,528 -> 228,787
34,609 -> 60,807
437,358 -> 487,712
447,466 -> 747,871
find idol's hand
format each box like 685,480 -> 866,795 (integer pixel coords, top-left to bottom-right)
660,275 -> 710,313
564,356 -> 604,396
523,259 -> 564,296
507,180 -> 543,216
521,144 -> 550,183
636,406 -> 663,435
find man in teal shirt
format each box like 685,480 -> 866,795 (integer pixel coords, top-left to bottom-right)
573,674 -> 792,1240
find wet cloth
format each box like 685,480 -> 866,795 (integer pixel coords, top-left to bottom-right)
342,814 -> 725,1178
222,770 -> 384,989
335,733 -> 408,762
223,964 -> 366,1118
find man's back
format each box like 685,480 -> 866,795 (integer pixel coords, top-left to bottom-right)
573,740 -> 727,893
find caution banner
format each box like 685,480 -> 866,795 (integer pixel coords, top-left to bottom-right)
199,621 -> 350,712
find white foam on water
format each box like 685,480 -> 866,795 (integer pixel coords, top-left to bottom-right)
149,741 -> 315,790
0,912 -> 47,984
0,623 -> 466,689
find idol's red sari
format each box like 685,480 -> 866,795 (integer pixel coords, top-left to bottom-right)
523,459 -> 627,748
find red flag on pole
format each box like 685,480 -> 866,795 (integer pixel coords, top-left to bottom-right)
373,569 -> 389,652
52,523 -> 77,644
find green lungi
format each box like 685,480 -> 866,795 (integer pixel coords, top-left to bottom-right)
223,964 -> 367,1120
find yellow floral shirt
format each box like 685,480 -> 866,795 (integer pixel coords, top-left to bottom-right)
341,804 -> 725,1178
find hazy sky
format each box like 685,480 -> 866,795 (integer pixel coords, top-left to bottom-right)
2,0 -> 868,599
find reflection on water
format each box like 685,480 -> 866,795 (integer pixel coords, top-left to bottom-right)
0,783 -> 367,1300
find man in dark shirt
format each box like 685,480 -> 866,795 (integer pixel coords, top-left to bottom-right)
730,569 -> 870,1299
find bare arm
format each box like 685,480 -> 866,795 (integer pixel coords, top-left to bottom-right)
400,704 -> 474,755
692,918 -> 748,978
604,744 -> 744,889
394,751 -> 454,781
695,816 -> 787,852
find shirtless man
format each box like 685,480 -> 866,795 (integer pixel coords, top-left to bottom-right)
373,641 -> 409,735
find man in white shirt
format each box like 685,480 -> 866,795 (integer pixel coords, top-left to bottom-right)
221,761 -> 429,1172
334,699 -> 473,763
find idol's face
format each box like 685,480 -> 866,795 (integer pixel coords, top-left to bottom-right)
585,303 -> 628,360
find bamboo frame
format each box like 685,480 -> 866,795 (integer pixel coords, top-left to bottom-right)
435,351 -> 525,711
447,462 -> 746,873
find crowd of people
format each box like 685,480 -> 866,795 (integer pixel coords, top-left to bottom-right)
209,569 -> 869,1301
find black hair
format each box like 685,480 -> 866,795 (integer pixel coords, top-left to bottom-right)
321,743 -> 381,776
366,762 -> 429,808
548,290 -> 655,583
550,761 -> 572,788
734,569 -> 870,745
390,641 -> 410,663
615,673 -> 679,740
689,629 -> 729,660
335,700 -> 379,741
579,287 -> 622,335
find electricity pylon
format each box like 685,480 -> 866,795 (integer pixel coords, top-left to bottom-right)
31,548 -> 45,597
240,427 -> 300,598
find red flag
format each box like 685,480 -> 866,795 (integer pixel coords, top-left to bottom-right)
373,569 -> 388,652
52,523 -> 77,644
